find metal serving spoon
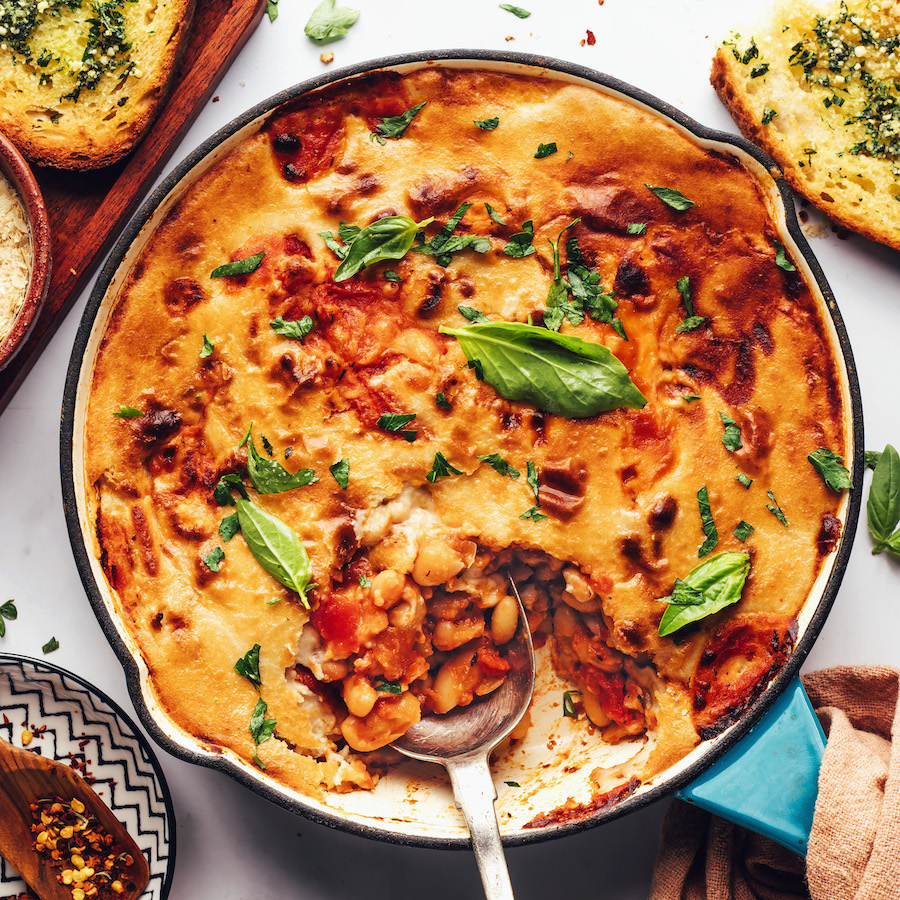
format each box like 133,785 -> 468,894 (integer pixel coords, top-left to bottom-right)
391,579 -> 535,900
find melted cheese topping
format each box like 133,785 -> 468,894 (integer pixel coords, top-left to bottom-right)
83,67 -> 847,801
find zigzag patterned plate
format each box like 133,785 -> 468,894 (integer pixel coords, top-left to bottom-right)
0,655 -> 175,900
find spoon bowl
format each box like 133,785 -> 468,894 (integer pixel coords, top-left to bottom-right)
0,736 -> 150,900
391,578 -> 535,899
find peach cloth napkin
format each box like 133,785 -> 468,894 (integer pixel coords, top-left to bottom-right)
649,666 -> 900,900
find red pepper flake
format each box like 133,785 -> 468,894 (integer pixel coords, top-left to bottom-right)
586,29 -> 596,44
2,713 -> 9,724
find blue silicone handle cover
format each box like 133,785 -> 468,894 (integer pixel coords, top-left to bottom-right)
674,676 -> 825,855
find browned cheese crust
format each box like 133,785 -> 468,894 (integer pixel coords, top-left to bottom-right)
83,67 -> 848,798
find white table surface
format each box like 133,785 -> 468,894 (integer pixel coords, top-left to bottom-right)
2,1 -> 899,897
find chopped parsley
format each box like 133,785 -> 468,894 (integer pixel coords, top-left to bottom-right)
626,223 -> 647,235
219,512 -> 241,542
371,101 -> 426,145
427,451 -> 463,482
374,679 -> 403,694
270,315 -> 314,341
211,251 -> 265,278
199,334 -> 214,359
42,637 -> 60,654
535,142 -> 558,158
376,413 -> 417,442
235,643 -> 262,689
766,490 -> 789,527
735,473 -> 753,489
520,505 -> 548,522
773,240 -> 796,272
411,202 -> 491,266
436,392 -> 452,409
646,185 -> 696,211
113,405 -> 142,418
485,202 -> 506,225
500,3 -> 531,17
697,485 -> 718,557
477,453 -> 521,480
0,599 -> 16,639
720,412 -> 743,452
384,270 -> 402,282
203,547 -> 225,572
249,698 -> 277,769
358,575 -> 372,588
459,305 -> 491,323
503,220 -> 536,257
475,117 -> 500,130
733,520 -> 755,542
330,457 -> 350,489
675,276 -> 707,332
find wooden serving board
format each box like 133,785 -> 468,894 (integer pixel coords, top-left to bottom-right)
0,0 -> 266,415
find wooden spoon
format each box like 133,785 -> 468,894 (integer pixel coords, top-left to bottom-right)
0,736 -> 150,900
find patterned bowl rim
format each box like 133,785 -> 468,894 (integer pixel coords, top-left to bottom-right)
60,49 -> 864,849
0,652 -> 177,899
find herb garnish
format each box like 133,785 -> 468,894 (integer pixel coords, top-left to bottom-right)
371,102 -> 427,144
384,270 -> 401,282
270,315 -> 314,342
113,405 -> 142,418
657,551 -> 751,637
439,321 -> 646,418
766,490 -> 789,527
866,450 -> 883,470
520,505 -> 548,521
236,500 -> 314,607
203,547 -> 225,572
266,0 -> 278,22
412,202 -> 491,266
304,0 -> 359,43
0,599 -> 16,639
867,444 -> 900,558
42,637 -> 59,654
503,220 -> 536,258
249,697 -> 277,769
200,335 -> 214,359
735,473 -> 753,489
773,240 -> 796,272
526,461 -> 540,503
720,412 -> 743,452
333,215 -> 433,282
436,392 -> 452,409
211,251 -> 265,278
500,3 -> 531,16
733,520 -> 754,542
475,117 -> 500,130
674,276 -> 707,332
505,781 -> 520,787
235,643 -> 262,689
477,453 -> 521,480
762,107 -> 778,125
646,185 -> 696,211
808,447 -> 852,491
682,394 -> 701,403
375,679 -> 403,694
330,458 -> 350,489
459,306 -> 491,323
377,413 -> 417,442
697,486 -> 718,557
562,689 -> 581,717
245,429 -> 318,495
219,512 -> 241,542
626,223 -> 647,235
214,474 -> 250,506
485,202 -> 506,225
535,142 -> 558,158
359,575 -> 372,588
427,451 -> 463,482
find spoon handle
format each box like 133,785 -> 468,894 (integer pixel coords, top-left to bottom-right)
445,755 -> 515,900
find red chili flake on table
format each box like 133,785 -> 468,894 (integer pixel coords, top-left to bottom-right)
30,797 -> 140,899
586,29 -> 596,44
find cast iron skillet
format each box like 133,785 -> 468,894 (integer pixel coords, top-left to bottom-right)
60,50 -> 864,849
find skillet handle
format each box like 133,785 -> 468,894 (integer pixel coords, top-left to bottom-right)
674,677 -> 824,856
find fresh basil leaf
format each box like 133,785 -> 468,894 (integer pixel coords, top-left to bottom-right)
868,444 -> 900,545
676,316 -> 707,333
436,392 -> 452,409
266,0 -> 278,21
270,315 -> 314,342
646,185 -> 696,211
735,473 -> 753,488
677,276 -> 695,317
246,431 -> 318,494
319,230 -> 350,259
0,619 -> 4,638
199,334 -> 214,359
427,451 -> 463,483
203,547 -> 225,572
544,220 -> 582,331
236,500 -> 313,606
211,251 -> 265,278
330,457 -> 350,489
626,223 -> 647,235
0,599 -> 17,620
562,689 -> 581,717
359,575 -> 372,587
235,643 -> 262,688
113,405 -> 142,418
249,697 -> 276,768
384,270 -> 402,282
412,202 -> 490,265
477,453 -> 520,480
657,551 -> 751,636
334,215 -> 433,282
375,679 -> 402,694
733,520 -> 754,542
884,531 -> 900,559
520,505 -> 548,521
503,220 -> 536,258
213,473 -> 249,506
373,102 -> 426,142
535,142 -> 558,159
42,637 -> 59,654
866,450 -> 882,470
526,460 -> 540,502
697,485 -> 718,557
720,412 -> 743,452
774,240 -> 796,272
475,117 -> 500,130
808,447 -> 851,492
766,490 -> 789,527
304,0 -> 359,43
219,512 -> 241,542
485,202 -> 506,224
439,321 -> 646,418
500,2 -> 531,15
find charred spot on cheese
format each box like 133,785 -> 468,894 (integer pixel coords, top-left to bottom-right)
613,259 -> 650,297
164,277 -> 206,316
132,408 -> 182,446
538,460 -> 588,520
648,494 -> 677,531
407,168 -> 481,219
817,514 -> 842,555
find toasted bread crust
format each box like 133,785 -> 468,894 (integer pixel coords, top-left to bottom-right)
711,0 -> 900,252
0,0 -> 195,170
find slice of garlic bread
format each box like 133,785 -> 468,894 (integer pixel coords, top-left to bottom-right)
712,0 -> 900,251
0,0 -> 195,170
